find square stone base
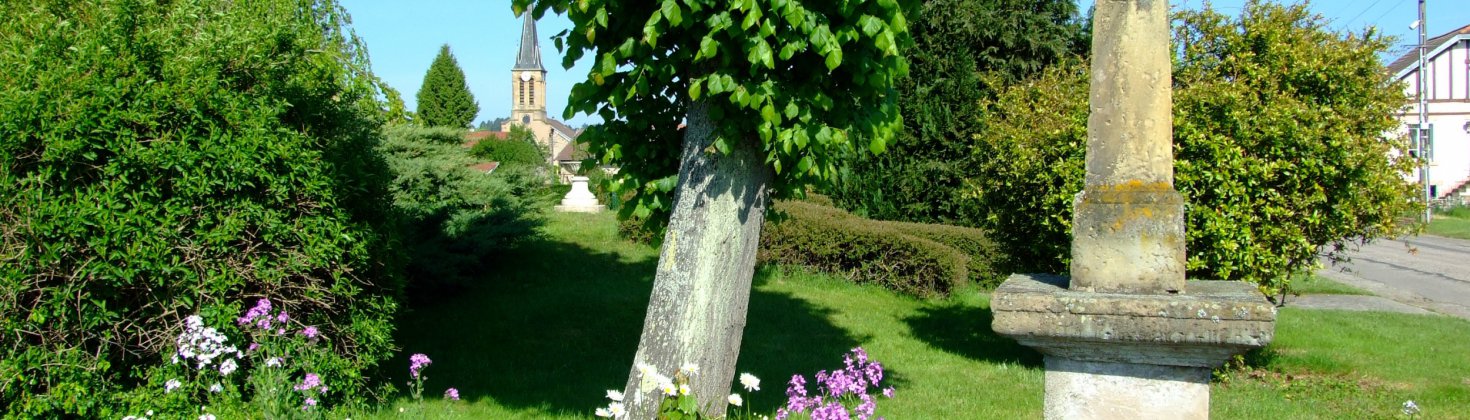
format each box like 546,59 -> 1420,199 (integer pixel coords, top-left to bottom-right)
1045,357 -> 1209,420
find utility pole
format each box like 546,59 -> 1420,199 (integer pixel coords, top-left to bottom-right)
1418,0 -> 1431,223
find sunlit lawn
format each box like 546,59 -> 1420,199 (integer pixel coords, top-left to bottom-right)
1428,214 -> 1470,240
363,211 -> 1470,419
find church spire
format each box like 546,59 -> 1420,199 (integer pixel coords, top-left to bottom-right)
514,12 -> 543,71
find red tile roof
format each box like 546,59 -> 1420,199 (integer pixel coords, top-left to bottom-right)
463,130 -> 508,148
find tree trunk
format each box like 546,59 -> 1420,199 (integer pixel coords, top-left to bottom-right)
620,100 -> 773,418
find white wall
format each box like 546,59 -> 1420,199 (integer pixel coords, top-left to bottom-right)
1398,37 -> 1470,198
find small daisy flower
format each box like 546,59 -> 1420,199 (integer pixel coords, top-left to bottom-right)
728,393 -> 744,407
739,373 -> 761,391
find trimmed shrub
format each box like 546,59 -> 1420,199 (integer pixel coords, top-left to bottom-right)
758,200 -> 998,296
0,0 -> 401,415
875,220 -> 1005,289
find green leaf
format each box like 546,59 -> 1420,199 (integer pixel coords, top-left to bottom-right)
761,102 -> 779,125
824,49 -> 842,71
859,15 -> 883,37
713,136 -> 732,155
741,8 -> 762,30
661,0 -> 683,27
784,101 -> 799,119
697,36 -> 718,61
749,40 -> 774,69
688,79 -> 703,101
868,136 -> 887,154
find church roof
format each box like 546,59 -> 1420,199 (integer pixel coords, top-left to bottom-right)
514,13 -> 544,71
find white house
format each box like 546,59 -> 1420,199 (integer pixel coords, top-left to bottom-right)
1389,23 -> 1470,204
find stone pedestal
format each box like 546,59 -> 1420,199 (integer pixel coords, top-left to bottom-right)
554,176 -> 605,213
992,274 -> 1276,419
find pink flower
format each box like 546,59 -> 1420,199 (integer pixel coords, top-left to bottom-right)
302,326 -> 319,339
294,373 -> 325,392
444,387 -> 460,401
409,353 -> 432,379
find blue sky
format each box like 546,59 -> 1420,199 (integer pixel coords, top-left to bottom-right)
339,0 -> 1470,127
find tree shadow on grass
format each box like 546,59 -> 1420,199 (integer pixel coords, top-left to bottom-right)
389,238 -> 859,416
902,300 -> 1043,369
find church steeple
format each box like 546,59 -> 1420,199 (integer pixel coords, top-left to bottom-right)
514,12 -> 543,71
509,12 -> 548,139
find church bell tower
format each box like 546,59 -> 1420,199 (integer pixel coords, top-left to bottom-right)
510,12 -> 547,131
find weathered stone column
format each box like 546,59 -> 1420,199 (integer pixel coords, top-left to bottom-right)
1072,0 -> 1184,294
990,1 -> 1276,419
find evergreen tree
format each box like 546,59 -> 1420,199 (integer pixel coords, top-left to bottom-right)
416,44 -> 479,128
828,0 -> 1087,224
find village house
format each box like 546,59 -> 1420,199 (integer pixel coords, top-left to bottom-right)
1389,23 -> 1470,205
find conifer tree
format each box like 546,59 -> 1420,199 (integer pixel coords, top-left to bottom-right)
416,44 -> 479,128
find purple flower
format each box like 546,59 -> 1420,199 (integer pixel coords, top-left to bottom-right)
444,387 -> 460,401
276,311 -> 289,323
301,397 -> 317,411
301,326 -> 319,339
294,373 -> 324,392
248,342 -> 259,352
882,387 -> 895,398
237,299 -> 272,326
811,401 -> 852,420
409,353 -> 432,379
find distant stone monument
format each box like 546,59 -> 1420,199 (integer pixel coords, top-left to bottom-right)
990,1 -> 1276,418
554,176 -> 605,213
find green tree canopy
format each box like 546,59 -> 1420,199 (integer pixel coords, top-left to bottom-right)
470,125 -> 547,167
829,0 -> 1087,223
514,0 -> 913,416
966,0 -> 1418,297
416,44 -> 479,128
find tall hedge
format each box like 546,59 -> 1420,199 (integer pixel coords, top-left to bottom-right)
0,0 -> 402,415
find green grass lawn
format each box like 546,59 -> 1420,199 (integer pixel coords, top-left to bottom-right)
365,211 -> 1470,419
1428,214 -> 1470,240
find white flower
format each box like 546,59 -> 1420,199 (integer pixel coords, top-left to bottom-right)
635,362 -> 656,377
678,384 -> 691,396
595,407 -> 613,418
265,357 -> 282,367
727,393 -> 743,407
218,359 -> 237,376
165,379 -> 182,393
661,381 -> 678,397
146,410 -> 155,416
123,416 -> 139,420
609,402 -> 626,417
739,373 -> 761,391
679,362 -> 699,377
199,414 -> 216,420
209,383 -> 223,393
1403,400 -> 1420,415
605,390 -> 624,402
641,371 -> 671,395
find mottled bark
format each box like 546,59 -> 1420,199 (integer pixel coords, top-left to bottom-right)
620,100 -> 773,418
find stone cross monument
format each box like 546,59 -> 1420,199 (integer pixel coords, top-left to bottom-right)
990,0 -> 1276,418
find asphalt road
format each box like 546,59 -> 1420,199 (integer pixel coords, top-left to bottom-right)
1316,234 -> 1470,320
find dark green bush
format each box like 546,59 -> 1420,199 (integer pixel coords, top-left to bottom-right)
381,125 -> 543,292
0,0 -> 401,415
759,200 -> 997,297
